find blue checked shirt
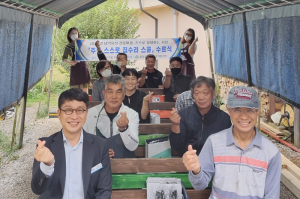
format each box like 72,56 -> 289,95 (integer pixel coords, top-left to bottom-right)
175,90 -> 217,111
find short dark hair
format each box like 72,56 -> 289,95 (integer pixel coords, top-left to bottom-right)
145,54 -> 156,61
67,27 -> 80,43
96,60 -> 112,77
169,57 -> 182,65
190,76 -> 215,93
122,68 -> 139,79
58,88 -> 89,109
117,53 -> 127,60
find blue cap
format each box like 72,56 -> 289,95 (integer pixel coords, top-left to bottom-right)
227,86 -> 259,109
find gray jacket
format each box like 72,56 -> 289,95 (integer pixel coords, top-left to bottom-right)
92,78 -> 105,101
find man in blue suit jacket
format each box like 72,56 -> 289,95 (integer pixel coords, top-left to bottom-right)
31,88 -> 112,198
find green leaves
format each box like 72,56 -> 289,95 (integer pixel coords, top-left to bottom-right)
55,0 -> 141,78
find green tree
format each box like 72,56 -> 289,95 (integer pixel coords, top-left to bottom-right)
55,0 -> 140,77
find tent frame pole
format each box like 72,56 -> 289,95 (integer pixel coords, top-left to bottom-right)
242,12 -> 252,87
205,19 -> 215,81
47,19 -> 59,111
19,0 -> 56,148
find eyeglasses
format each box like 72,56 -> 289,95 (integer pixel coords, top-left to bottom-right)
230,108 -> 258,116
185,33 -> 192,37
60,108 -> 86,115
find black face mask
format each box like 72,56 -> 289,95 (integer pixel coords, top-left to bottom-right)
171,68 -> 181,76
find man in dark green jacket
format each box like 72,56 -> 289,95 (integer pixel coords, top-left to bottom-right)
169,76 -> 231,157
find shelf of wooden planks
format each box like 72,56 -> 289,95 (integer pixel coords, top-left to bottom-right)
281,154 -> 300,198
260,120 -> 300,197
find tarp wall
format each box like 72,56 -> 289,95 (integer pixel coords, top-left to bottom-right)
0,6 -> 53,113
213,13 -> 300,108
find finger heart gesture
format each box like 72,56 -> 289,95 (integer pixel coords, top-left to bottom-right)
117,111 -> 129,130
143,91 -> 153,102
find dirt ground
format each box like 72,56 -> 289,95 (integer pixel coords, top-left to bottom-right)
0,105 -> 299,198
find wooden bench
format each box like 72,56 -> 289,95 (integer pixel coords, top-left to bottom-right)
110,158 -> 212,199
89,87 -> 164,96
138,88 -> 164,95
88,101 -> 175,110
135,123 -> 177,158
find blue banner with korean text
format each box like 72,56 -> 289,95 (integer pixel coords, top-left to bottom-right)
75,38 -> 181,61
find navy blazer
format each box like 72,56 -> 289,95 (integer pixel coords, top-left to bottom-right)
31,130 -> 112,199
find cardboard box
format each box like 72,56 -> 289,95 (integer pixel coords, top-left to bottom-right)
147,177 -> 182,199
145,136 -> 171,158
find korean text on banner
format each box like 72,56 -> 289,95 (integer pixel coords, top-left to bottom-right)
75,38 -> 181,61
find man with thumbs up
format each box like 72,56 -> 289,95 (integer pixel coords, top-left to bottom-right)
138,54 -> 163,88
169,76 -> 231,157
183,86 -> 281,199
84,75 -> 139,158
31,88 -> 112,198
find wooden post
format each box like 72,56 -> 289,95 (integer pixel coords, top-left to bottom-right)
294,108 -> 300,148
47,19 -> 58,111
11,102 -> 19,149
257,91 -> 262,129
268,95 -> 276,122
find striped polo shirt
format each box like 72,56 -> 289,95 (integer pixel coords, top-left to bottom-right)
189,126 -> 282,199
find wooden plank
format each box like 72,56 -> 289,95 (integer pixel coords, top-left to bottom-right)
138,134 -> 167,146
89,101 -> 101,109
187,189 -> 212,199
139,123 -> 171,135
110,158 -> 187,174
149,102 -> 175,110
281,154 -> 300,181
268,95 -> 276,122
161,118 -> 171,123
134,146 -> 178,158
111,189 -> 211,199
89,87 -> 163,96
260,121 -> 284,136
112,189 -> 146,199
112,173 -> 192,189
280,153 -> 300,198
281,169 -> 300,199
294,108 -> 300,148
138,88 -> 164,95
134,146 -> 145,157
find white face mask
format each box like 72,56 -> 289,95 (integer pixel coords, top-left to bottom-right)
70,34 -> 78,41
116,61 -> 122,68
184,35 -> 191,42
101,69 -> 112,77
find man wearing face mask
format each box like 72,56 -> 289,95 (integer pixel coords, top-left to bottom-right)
163,57 -> 193,102
92,61 -> 113,101
95,41 -> 128,74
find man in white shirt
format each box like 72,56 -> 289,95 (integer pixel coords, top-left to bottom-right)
83,74 -> 139,158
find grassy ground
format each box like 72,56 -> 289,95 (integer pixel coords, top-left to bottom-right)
27,64 -> 70,118
0,65 -> 69,165
0,130 -> 11,163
